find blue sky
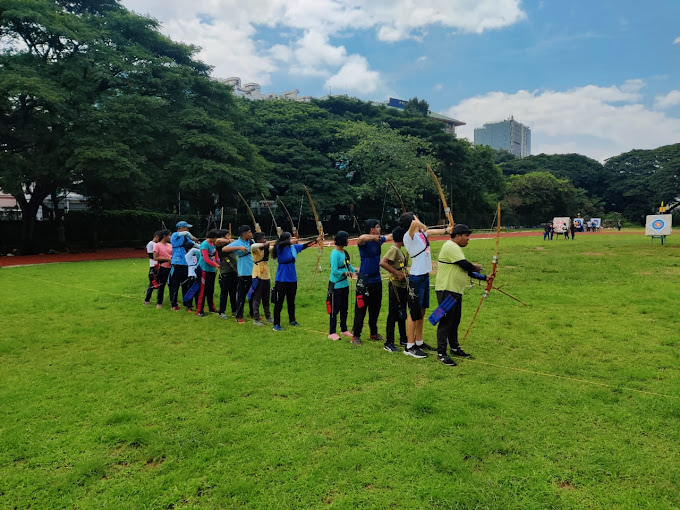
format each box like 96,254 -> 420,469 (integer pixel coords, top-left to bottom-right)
122,0 -> 680,161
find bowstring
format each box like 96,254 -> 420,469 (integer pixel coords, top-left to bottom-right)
470,205 -> 499,291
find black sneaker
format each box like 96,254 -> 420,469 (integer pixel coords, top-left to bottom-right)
418,342 -> 436,351
437,354 -> 457,366
399,339 -> 407,347
384,343 -> 400,353
197,312 -> 206,317
404,345 -> 427,359
451,348 -> 473,358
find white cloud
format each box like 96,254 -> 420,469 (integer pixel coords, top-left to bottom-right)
325,55 -> 381,94
674,36 -> 680,45
447,80 -> 680,161
654,90 -> 680,109
121,0 -> 526,85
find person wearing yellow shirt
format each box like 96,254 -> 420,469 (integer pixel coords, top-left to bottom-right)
435,224 -> 493,366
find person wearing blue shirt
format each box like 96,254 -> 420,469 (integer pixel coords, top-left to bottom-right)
271,231 -> 316,331
351,219 -> 392,345
222,225 -> 254,323
169,220 -> 200,311
195,230 -> 220,317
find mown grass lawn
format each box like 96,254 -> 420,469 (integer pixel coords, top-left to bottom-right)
1,232 -> 679,509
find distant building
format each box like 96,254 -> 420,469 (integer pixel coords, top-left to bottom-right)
219,77 -> 313,102
474,116 -> 531,158
386,97 -> 465,136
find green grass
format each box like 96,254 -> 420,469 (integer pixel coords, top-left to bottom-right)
1,233 -> 680,509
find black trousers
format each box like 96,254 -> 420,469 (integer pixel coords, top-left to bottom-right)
435,290 -> 463,356
156,266 -> 171,305
352,281 -> 382,338
145,266 -> 159,302
251,279 -> 271,321
219,271 -> 238,315
329,285 -> 349,334
196,270 -> 216,314
273,281 -> 297,326
169,265 -> 191,308
386,282 -> 408,345
235,275 -> 253,319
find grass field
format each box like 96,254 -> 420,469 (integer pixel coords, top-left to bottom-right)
1,232 -> 680,509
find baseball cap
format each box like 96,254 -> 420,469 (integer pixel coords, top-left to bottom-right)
176,221 -> 193,229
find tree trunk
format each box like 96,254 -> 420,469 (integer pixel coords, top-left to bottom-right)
20,201 -> 40,254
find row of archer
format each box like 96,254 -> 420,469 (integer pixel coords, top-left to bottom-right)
143,204 -> 526,368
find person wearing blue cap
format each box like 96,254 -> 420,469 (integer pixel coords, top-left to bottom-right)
169,220 -> 200,311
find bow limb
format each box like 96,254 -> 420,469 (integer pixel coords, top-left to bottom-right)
462,202 -> 501,342
261,193 -> 282,237
386,178 -> 407,215
276,196 -> 298,238
426,164 -> 454,230
303,185 -> 324,290
238,192 -> 261,233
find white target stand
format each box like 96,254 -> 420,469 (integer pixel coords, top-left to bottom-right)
645,215 -> 672,244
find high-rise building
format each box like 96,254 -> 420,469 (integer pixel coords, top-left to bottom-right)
474,116 -> 531,157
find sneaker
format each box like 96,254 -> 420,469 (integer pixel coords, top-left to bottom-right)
197,312 -> 206,317
418,342 -> 436,351
156,304 -> 163,309
369,334 -> 385,342
351,336 -> 362,346
171,306 -> 180,311
289,321 -> 301,327
209,309 -> 218,314
451,348 -> 473,359
143,301 -> 151,306
328,333 -> 341,341
219,313 -> 229,320
437,354 -> 457,366
384,343 -> 400,353
236,318 -> 245,324
273,325 -> 283,332
186,307 -> 193,313
266,317 -> 274,323
341,331 -> 353,337
404,345 -> 427,359
399,339 -> 407,347
253,320 -> 264,327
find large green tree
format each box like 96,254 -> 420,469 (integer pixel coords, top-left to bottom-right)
0,0 -> 265,249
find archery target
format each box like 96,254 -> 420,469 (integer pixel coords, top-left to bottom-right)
645,215 -> 672,236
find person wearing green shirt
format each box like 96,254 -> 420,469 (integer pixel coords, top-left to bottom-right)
379,226 -> 409,352
435,224 -> 492,366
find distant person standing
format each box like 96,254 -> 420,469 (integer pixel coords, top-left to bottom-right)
195,229 -> 220,317
169,221 -> 200,311
144,231 -> 160,305
543,224 -> 551,241
379,226 -> 409,352
222,225 -> 254,323
327,231 -> 356,341
152,230 -> 172,308
563,225 -> 569,239
570,222 -> 576,240
549,223 -> 554,240
250,231 -> 274,326
586,221 -> 592,232
617,220 -> 622,231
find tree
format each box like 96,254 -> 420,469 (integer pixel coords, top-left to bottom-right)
0,0 -> 265,249
404,97 -> 429,117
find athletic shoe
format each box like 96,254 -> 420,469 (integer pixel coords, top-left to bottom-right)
273,325 -> 283,332
209,309 -> 218,314
197,312 -> 206,317
341,331 -> 353,337
328,333 -> 341,341
289,321 -> 301,327
219,313 -> 229,320
351,336 -> 362,346
236,318 -> 245,323
156,304 -> 163,309
418,342 -> 436,351
404,346 -> 427,359
186,307 -> 193,313
384,343 -> 400,352
437,354 -> 457,366
451,348 -> 473,359
143,301 -> 151,306
171,306 -> 180,311
369,334 -> 385,342
266,317 -> 274,323
253,320 -> 264,327
399,339 -> 407,347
